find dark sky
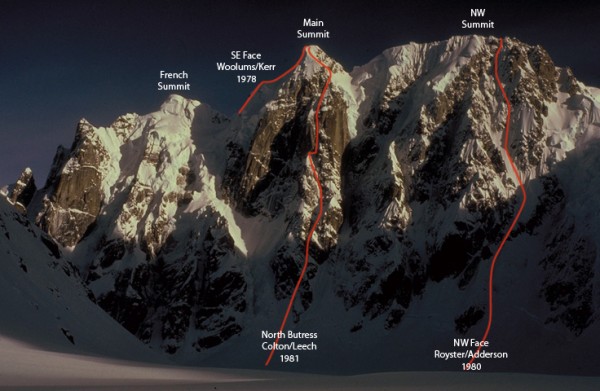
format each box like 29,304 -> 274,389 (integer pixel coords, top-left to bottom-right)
1,0 -> 599,187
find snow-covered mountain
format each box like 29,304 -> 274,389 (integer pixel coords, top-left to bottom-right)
3,35 -> 600,375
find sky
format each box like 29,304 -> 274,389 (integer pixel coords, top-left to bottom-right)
1,0 -> 599,187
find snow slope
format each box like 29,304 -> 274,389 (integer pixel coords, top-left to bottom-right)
0,197 -> 167,363
1,337 -> 599,391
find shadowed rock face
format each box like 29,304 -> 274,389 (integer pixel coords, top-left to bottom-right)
226,48 -> 349,222
223,48 -> 351,307
232,79 -> 324,216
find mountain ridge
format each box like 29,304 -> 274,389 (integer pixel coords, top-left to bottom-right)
2,34 -> 600,375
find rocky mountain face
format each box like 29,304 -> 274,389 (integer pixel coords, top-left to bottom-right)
6,167 -> 36,213
19,96 -> 248,354
4,35 -> 600,373
224,47 -> 351,310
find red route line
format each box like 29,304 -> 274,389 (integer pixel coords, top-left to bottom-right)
466,38 -> 528,369
237,45 -> 332,367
